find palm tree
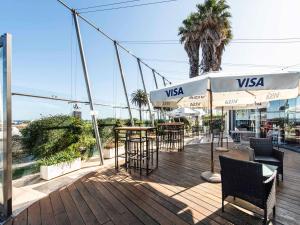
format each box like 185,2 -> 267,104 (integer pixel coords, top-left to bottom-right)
197,0 -> 232,73
179,13 -> 201,78
179,0 -> 232,76
131,89 -> 148,123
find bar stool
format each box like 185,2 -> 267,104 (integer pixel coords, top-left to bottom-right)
147,133 -> 156,165
127,137 -> 147,174
212,129 -> 221,143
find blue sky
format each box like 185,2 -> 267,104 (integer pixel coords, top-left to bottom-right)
1,0 -> 300,120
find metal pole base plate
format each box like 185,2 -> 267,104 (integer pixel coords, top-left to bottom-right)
201,171 -> 221,183
215,147 -> 230,152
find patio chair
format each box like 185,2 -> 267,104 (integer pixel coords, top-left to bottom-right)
219,156 -> 277,224
192,126 -> 200,136
249,138 -> 284,181
212,129 -> 221,143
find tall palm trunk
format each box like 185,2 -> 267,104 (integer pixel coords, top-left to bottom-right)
201,42 -> 217,73
216,42 -> 225,70
186,41 -> 200,78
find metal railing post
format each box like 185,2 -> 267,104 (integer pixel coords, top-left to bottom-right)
1,33 -> 12,218
72,10 -> 104,165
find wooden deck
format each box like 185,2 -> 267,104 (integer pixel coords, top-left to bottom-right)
6,143 -> 300,225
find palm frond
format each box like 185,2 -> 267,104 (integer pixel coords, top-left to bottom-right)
131,89 -> 148,107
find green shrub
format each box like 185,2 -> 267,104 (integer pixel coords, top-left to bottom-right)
155,119 -> 167,126
202,115 -> 223,130
21,115 -> 96,165
38,146 -> 80,166
115,119 -> 123,127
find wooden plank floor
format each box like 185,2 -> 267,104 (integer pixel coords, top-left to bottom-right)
7,143 -> 300,225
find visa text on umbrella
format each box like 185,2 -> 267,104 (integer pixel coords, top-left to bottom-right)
237,77 -> 264,88
165,87 -> 184,97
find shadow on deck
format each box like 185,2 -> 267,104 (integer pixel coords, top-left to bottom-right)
6,143 -> 300,225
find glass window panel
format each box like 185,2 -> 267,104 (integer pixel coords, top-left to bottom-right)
0,45 -> 4,204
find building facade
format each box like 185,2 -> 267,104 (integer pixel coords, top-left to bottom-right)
231,97 -> 300,149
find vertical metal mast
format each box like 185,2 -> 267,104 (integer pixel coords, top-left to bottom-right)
161,76 -> 168,119
152,69 -> 158,89
162,76 -> 167,87
72,10 -> 104,165
114,41 -> 134,125
137,58 -> 154,126
152,69 -> 163,120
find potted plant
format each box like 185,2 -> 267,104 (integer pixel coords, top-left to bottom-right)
21,115 -> 96,180
39,147 -> 81,180
103,138 -> 125,159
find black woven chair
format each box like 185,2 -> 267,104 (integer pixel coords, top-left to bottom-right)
249,138 -> 284,181
219,156 -> 277,224
212,129 -> 221,143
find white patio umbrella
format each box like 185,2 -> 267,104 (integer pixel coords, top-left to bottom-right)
168,107 -> 200,118
150,71 -> 300,183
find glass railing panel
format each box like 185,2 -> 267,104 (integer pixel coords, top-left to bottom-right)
0,44 -> 4,205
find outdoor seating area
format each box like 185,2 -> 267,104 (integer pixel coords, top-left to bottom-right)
6,143 -> 300,225
3,1 -> 300,224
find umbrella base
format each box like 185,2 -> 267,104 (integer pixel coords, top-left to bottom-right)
201,171 -> 221,183
215,147 -> 230,152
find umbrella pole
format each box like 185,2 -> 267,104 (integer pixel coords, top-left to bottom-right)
209,89 -> 214,173
201,84 -> 221,183
221,107 -> 224,147
216,106 -> 229,152
255,107 -> 260,138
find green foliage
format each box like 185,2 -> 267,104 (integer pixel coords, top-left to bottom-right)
97,118 -> 124,148
202,115 -> 223,130
154,119 -> 167,126
179,0 -> 232,76
21,115 -> 96,166
38,146 -> 81,166
115,119 -> 123,127
174,117 -> 192,131
131,89 -> 148,121
131,89 -> 148,107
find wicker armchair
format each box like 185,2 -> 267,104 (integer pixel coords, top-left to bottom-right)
219,156 -> 277,224
249,138 -> 284,181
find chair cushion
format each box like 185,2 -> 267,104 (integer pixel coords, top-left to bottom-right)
254,156 -> 280,163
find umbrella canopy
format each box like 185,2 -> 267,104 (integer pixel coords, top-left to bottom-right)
150,71 -> 300,109
150,71 -> 300,183
167,107 -> 200,118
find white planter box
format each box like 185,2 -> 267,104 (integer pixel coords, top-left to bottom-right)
40,158 -> 81,180
103,146 -> 125,159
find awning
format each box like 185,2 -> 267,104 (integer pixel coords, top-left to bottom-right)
150,71 -> 300,109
